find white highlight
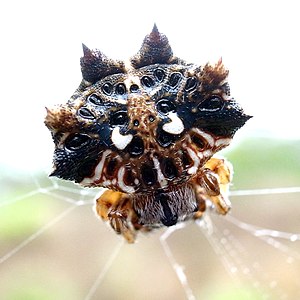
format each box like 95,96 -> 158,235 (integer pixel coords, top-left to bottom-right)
111,127 -> 133,150
186,147 -> 200,175
162,112 -> 184,135
118,166 -> 135,193
152,157 -> 167,187
81,150 -> 111,185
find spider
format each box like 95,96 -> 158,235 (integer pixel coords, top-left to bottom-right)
45,24 -> 251,243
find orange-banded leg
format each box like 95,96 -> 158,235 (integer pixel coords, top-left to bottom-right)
193,157 -> 233,217
95,190 -> 138,243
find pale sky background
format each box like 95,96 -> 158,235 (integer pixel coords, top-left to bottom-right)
1,0 -> 299,172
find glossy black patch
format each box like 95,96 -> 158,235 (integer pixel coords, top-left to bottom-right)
78,158 -> 98,178
156,128 -> 177,147
161,158 -> 178,179
154,68 -> 165,81
123,168 -> 135,186
155,192 -> 178,226
203,126 -> 229,137
198,96 -> 224,112
87,93 -> 103,105
78,107 -> 95,119
115,83 -> 126,95
185,77 -> 197,91
191,134 -> 205,149
194,100 -> 252,138
101,82 -> 113,95
191,91 -> 202,101
65,133 -> 91,151
167,72 -> 182,87
141,75 -> 155,88
96,123 -> 114,148
127,136 -> 144,156
50,137 -> 102,183
141,164 -> 157,186
110,111 -> 128,126
181,151 -> 193,168
156,99 -> 176,114
106,158 -> 118,177
133,119 -> 139,126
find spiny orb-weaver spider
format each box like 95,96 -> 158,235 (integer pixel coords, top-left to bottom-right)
45,24 -> 251,243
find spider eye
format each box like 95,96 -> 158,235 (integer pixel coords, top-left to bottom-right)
156,99 -> 176,114
65,133 -> 91,151
198,96 -> 224,112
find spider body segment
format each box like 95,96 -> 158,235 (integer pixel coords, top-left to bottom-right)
45,25 -> 251,242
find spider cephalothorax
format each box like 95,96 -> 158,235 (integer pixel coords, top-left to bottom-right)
45,24 -> 251,242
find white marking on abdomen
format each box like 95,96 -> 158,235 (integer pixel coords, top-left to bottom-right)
118,166 -> 135,193
215,138 -> 231,148
186,147 -> 200,175
152,157 -> 167,187
162,112 -> 184,135
80,150 -> 111,186
111,127 -> 133,150
191,128 -> 214,146
203,150 -> 213,158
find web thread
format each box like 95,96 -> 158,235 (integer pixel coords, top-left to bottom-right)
1,172 -> 300,299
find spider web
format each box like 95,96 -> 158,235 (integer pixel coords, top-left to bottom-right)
1,169 -> 300,300
2,0 -> 300,298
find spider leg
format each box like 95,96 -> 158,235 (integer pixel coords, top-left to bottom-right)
95,190 -> 137,243
193,157 -> 232,215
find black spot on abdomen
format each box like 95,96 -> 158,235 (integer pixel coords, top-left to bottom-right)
126,136 -> 144,157
160,158 -> 178,179
141,164 -> 157,186
191,133 -> 206,149
181,150 -> 193,168
155,192 -> 178,226
156,127 -> 179,148
106,158 -> 118,177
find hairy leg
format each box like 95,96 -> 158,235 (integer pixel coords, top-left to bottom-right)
94,190 -> 137,243
194,157 -> 233,216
